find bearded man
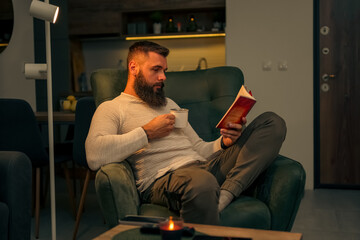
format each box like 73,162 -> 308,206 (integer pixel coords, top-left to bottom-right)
85,41 -> 286,225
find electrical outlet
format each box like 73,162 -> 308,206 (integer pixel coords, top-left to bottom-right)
278,61 -> 288,71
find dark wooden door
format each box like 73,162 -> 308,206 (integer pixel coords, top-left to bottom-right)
318,0 -> 360,186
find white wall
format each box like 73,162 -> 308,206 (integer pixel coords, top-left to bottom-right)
226,0 -> 314,189
0,0 -> 36,109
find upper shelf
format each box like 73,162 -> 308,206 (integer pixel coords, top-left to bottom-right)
68,0 -> 225,38
121,7 -> 225,35
125,32 -> 226,41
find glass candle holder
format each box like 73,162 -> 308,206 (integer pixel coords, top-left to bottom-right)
159,217 -> 184,240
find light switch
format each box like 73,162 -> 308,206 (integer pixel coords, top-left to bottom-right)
262,61 -> 272,71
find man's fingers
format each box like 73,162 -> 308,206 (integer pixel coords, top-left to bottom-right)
241,117 -> 247,125
166,113 -> 176,120
164,114 -> 175,125
227,123 -> 243,131
221,128 -> 241,136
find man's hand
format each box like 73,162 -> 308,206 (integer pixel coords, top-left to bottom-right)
142,114 -> 175,140
220,117 -> 247,148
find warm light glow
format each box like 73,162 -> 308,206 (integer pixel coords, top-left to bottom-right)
53,7 -> 59,23
0,43 -> 9,47
125,33 -> 225,41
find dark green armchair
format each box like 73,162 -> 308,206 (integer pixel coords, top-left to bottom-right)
89,66 -> 306,231
0,151 -> 31,240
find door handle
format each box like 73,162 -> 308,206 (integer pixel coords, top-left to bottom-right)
322,74 -> 336,81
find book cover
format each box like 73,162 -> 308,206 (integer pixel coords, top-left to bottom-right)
216,85 -> 256,129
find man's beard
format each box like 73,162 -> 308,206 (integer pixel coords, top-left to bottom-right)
134,71 -> 167,107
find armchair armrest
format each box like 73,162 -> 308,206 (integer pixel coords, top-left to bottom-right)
95,161 -> 141,228
244,155 -> 306,231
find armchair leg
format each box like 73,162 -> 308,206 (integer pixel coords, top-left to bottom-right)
72,169 -> 91,240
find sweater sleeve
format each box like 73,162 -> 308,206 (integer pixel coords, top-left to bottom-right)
85,101 -> 148,171
166,98 -> 223,160
182,123 -> 223,160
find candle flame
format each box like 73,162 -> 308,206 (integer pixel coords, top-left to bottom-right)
169,219 -> 175,230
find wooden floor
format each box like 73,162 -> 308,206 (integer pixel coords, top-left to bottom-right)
292,188 -> 360,240
31,174 -> 360,240
31,173 -> 107,240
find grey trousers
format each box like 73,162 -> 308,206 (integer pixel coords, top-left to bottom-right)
141,112 -> 286,225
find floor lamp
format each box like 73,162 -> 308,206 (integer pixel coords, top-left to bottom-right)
25,0 -> 59,239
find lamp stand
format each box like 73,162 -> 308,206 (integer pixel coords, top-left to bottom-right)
45,4 -> 57,239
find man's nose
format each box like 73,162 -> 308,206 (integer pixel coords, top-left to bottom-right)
159,71 -> 166,81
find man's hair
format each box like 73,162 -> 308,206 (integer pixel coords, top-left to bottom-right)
127,41 -> 169,69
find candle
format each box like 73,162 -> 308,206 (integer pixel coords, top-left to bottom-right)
159,217 -> 184,240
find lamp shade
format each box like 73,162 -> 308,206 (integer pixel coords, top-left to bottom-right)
29,0 -> 59,23
24,63 -> 47,79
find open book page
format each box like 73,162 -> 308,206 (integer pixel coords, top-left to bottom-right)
216,85 -> 256,129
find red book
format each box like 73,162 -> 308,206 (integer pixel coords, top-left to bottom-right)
216,85 -> 256,129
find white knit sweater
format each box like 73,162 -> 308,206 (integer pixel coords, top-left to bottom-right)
85,93 -> 222,192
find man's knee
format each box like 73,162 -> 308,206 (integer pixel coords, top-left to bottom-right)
181,170 -> 220,224
184,170 -> 219,207
260,111 -> 287,141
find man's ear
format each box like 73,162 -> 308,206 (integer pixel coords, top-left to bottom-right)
128,60 -> 139,76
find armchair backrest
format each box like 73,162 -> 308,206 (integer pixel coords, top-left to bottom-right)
0,99 -> 48,166
73,97 -> 97,168
91,66 -> 244,141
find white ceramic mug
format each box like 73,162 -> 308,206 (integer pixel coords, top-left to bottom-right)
170,108 -> 188,128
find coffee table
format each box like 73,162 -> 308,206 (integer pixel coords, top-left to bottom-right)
94,223 -> 302,240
